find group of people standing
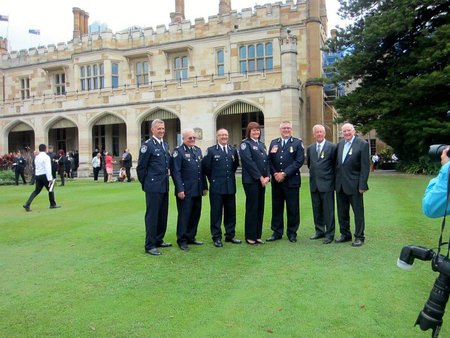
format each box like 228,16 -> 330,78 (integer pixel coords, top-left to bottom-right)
91,149 -> 132,183
137,119 -> 370,256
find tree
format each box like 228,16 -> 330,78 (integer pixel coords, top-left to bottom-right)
331,0 -> 450,167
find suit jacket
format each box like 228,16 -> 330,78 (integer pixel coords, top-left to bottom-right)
335,136 -> 370,194
202,144 -> 239,195
268,137 -> 304,188
136,138 -> 170,193
239,138 -> 270,184
170,144 -> 207,197
307,140 -> 337,192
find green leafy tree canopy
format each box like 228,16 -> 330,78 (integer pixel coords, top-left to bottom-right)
332,0 -> 450,164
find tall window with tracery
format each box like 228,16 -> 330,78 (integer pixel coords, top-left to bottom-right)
80,64 -> 104,91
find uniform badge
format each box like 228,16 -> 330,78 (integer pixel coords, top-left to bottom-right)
321,152 -> 325,159
271,145 -> 278,153
253,146 -> 258,150
185,154 -> 191,158
140,145 -> 148,153
349,148 -> 353,156
289,146 -> 293,153
241,143 -> 247,150
173,150 -> 178,158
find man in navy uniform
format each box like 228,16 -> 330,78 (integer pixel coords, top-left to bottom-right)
307,124 -> 337,244
171,129 -> 208,251
335,123 -> 370,247
137,119 -> 172,256
267,121 -> 304,243
202,128 -> 241,247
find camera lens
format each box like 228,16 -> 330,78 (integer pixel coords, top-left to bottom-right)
415,273 -> 450,336
428,144 -> 449,162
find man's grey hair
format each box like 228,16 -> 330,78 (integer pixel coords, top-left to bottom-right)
151,119 -> 165,128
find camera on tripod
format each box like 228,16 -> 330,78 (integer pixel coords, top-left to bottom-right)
398,245 -> 450,337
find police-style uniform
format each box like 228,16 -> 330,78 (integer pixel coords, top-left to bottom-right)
239,138 -> 270,241
202,144 -> 240,242
136,137 -> 171,252
170,144 -> 207,247
268,137 -> 304,240
14,154 -> 27,185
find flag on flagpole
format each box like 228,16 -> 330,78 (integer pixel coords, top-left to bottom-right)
0,15 -> 9,22
28,29 -> 40,35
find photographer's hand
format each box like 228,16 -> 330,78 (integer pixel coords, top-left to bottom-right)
441,147 -> 450,165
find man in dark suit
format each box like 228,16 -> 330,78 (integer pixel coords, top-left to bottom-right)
335,123 -> 370,247
307,124 -> 337,244
267,121 -> 304,243
122,148 -> 133,182
47,145 -> 58,180
202,128 -> 241,247
136,119 -> 172,256
171,129 -> 208,251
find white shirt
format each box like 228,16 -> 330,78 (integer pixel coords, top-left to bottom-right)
35,151 -> 53,181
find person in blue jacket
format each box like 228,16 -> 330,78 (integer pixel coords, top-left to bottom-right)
137,119 -> 172,256
423,146 -> 450,218
239,122 -> 270,245
170,129 -> 208,251
202,128 -> 241,247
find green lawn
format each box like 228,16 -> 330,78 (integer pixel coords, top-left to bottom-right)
0,173 -> 446,337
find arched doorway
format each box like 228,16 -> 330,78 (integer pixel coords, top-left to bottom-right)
92,114 -> 127,157
140,109 -> 180,149
216,101 -> 265,146
48,118 -> 79,153
8,122 -> 35,153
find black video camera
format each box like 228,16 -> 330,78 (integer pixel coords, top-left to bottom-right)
398,245 -> 450,337
429,145 -> 449,162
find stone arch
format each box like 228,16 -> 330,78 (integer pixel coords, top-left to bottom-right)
45,116 -> 79,154
5,119 -> 36,153
139,107 -> 181,148
214,99 -> 265,145
89,111 -> 128,158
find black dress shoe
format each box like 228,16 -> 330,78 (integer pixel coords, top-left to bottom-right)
49,205 -> 61,209
188,240 -> 203,245
146,248 -> 162,256
179,243 -> 189,251
225,238 -> 242,244
309,234 -> 325,240
23,204 -> 31,212
352,239 -> 364,247
266,235 -> 281,242
335,235 -> 352,243
213,239 -> 223,248
157,242 -> 172,248
288,237 -> 297,243
323,238 -> 333,244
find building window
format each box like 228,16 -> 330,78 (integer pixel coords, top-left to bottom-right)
20,78 -> 30,100
93,125 -> 106,151
216,49 -> 225,76
174,56 -> 188,80
136,61 -> 149,86
55,73 -> 66,95
112,63 -> 119,89
239,42 -> 273,74
80,64 -> 104,91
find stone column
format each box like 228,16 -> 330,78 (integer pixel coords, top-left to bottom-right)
72,7 -> 81,39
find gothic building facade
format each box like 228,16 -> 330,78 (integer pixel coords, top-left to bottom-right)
0,0 -> 335,176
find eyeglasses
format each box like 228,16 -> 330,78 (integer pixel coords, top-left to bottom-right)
187,136 -> 196,140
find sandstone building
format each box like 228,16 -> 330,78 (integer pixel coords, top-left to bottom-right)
0,0 -> 336,176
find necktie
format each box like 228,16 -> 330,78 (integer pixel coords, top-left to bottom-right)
160,140 -> 165,151
317,144 -> 321,159
282,140 -> 286,147
223,146 -> 227,154
342,141 -> 351,163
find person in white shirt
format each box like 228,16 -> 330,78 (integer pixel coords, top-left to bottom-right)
23,144 -> 61,212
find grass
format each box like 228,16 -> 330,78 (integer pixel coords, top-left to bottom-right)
0,173 -> 447,337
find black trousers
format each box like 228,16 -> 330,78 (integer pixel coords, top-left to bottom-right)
209,193 -> 236,241
125,167 -> 131,182
144,192 -> 169,251
176,195 -> 202,245
93,167 -> 101,181
270,182 -> 300,239
15,168 -> 26,185
243,183 -> 265,241
311,190 -> 335,240
25,174 -> 56,207
336,188 -> 365,240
